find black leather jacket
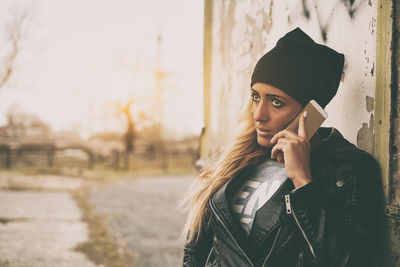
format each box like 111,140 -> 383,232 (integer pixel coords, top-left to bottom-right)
183,127 -> 385,267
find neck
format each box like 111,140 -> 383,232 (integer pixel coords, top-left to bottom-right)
265,147 -> 272,160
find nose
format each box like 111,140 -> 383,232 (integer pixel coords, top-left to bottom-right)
253,100 -> 270,122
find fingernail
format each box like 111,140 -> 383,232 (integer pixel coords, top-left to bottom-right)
303,110 -> 307,118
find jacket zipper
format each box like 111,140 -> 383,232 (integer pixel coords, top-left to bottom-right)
284,194 -> 317,259
261,225 -> 282,267
285,194 -> 292,214
296,248 -> 304,267
209,199 -> 255,267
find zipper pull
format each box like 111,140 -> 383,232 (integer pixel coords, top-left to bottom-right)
285,194 -> 292,214
296,248 -> 304,267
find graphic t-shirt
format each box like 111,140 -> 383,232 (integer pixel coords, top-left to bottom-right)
231,159 -> 288,235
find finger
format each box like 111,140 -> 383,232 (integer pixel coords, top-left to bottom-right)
270,129 -> 299,144
271,143 -> 285,159
298,110 -> 308,139
276,137 -> 290,144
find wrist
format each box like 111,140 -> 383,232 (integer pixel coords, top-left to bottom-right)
292,175 -> 312,188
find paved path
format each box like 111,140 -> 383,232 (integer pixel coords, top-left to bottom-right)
89,175 -> 194,267
0,174 -> 96,267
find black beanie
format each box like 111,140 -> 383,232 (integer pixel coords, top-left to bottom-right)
251,27 -> 345,109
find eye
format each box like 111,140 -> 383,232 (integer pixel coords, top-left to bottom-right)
272,98 -> 284,108
251,93 -> 260,102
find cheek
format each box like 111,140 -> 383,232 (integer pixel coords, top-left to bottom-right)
271,112 -> 290,125
268,113 -> 296,134
251,105 -> 297,130
276,116 -> 292,129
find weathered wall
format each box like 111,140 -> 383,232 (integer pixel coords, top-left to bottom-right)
201,0 -> 399,265
386,0 -> 400,263
204,0 -> 377,157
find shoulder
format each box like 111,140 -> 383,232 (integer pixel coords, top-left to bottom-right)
343,149 -> 382,192
320,148 -> 382,202
312,141 -> 381,197
347,149 -> 380,174
312,127 -> 381,180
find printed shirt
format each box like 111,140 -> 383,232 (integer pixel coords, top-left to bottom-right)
230,159 -> 288,235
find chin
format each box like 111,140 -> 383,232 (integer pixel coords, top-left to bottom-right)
257,136 -> 273,148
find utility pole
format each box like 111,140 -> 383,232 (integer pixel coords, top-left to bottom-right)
121,99 -> 134,170
152,34 -> 167,170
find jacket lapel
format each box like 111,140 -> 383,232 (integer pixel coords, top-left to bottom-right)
209,171 -> 250,246
209,168 -> 296,251
247,177 -> 294,249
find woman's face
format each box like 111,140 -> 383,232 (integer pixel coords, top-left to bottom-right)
251,82 -> 303,148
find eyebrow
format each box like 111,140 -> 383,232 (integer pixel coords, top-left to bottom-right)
251,88 -> 288,100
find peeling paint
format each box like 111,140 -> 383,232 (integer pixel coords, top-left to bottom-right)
369,16 -> 377,34
301,0 -> 311,20
370,62 -> 375,76
357,113 -> 374,154
366,96 -> 374,112
296,0 -> 368,41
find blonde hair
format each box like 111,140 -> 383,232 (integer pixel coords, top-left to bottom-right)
180,96 -> 269,243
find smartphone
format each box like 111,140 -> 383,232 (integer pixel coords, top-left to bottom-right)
284,99 -> 328,140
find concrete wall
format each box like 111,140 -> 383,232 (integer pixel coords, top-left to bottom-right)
201,0 -> 399,265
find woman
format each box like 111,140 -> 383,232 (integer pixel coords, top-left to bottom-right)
181,27 -> 385,267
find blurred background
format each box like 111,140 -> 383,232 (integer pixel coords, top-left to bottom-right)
0,0 -> 203,174
0,0 -> 203,266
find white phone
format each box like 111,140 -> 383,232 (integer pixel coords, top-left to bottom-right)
284,99 -> 328,139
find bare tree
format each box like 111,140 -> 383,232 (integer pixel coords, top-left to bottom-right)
116,99 -> 135,170
0,4 -> 32,89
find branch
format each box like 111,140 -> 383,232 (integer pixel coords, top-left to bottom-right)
0,6 -> 31,89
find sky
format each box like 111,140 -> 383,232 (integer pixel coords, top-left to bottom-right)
0,0 -> 204,140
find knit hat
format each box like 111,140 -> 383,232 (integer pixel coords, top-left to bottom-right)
251,27 -> 345,109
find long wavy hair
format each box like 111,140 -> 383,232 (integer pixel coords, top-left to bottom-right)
180,95 -> 270,243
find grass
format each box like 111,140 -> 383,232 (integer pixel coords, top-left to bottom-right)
72,186 -> 133,267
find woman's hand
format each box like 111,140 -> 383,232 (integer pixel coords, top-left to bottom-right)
269,111 -> 312,188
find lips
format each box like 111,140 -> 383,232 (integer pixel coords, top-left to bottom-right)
257,128 -> 271,132
256,128 -> 273,137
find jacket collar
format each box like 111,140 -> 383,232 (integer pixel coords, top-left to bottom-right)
312,127 -> 359,160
